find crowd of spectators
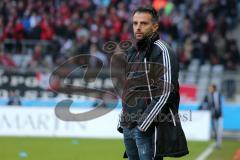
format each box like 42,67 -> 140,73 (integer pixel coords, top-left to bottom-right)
0,0 -> 239,71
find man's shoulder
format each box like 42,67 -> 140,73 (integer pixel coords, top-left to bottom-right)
153,39 -> 172,51
152,39 -> 175,59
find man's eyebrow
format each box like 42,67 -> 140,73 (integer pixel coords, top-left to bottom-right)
132,20 -> 149,23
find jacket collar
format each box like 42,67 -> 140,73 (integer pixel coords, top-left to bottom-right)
135,32 -> 159,52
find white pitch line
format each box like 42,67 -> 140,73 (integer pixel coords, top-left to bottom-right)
196,142 -> 216,160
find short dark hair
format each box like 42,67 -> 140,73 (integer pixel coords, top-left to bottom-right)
212,84 -> 217,91
133,6 -> 159,23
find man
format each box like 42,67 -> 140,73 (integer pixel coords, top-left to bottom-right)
7,90 -> 22,106
205,84 -> 223,148
117,6 -> 189,160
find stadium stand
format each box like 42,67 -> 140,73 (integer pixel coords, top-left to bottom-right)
0,0 -> 239,101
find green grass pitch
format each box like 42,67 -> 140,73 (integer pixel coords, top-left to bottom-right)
0,137 -> 239,160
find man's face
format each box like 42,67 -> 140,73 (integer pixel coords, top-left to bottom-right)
208,85 -> 214,93
132,12 -> 158,40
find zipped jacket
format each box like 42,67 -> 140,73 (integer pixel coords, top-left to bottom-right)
118,33 -> 189,159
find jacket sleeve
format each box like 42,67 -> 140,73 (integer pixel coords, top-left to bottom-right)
117,109 -> 123,133
137,41 -> 173,132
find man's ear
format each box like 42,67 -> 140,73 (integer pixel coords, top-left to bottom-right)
153,23 -> 159,32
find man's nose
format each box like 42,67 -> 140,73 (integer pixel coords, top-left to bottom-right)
136,24 -> 141,30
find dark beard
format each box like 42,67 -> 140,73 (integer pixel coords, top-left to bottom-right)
135,32 -> 159,51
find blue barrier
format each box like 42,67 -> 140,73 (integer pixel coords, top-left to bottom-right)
223,106 -> 240,130
179,103 -> 240,131
0,99 -> 239,130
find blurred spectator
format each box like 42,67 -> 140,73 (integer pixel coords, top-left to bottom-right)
223,38 -> 239,70
120,22 -> 131,41
0,45 -> 16,68
27,44 -> 50,68
0,16 -> 4,41
89,43 -> 108,68
0,0 -> 238,71
7,90 -> 22,106
0,52 -> 16,68
199,84 -> 223,149
39,14 -> 54,40
179,37 -> 193,67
